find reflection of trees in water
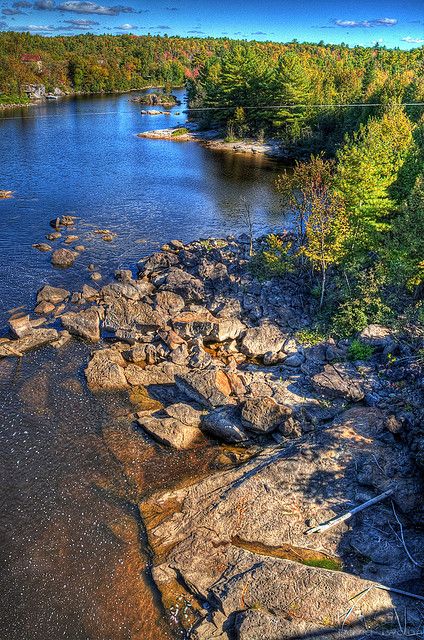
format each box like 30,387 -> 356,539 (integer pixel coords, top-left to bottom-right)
200,147 -> 287,229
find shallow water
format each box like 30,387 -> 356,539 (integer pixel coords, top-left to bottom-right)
0,91 -> 285,639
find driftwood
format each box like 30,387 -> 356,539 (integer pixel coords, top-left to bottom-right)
305,488 -> 394,535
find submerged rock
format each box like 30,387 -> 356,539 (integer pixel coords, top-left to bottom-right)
0,329 -> 59,358
137,414 -> 203,449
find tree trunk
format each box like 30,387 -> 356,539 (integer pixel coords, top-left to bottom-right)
320,264 -> 326,308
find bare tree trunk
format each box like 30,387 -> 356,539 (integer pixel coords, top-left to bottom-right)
320,263 -> 326,308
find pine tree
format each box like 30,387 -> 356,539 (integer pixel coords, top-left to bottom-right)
271,53 -> 311,140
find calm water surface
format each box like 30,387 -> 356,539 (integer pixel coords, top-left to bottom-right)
0,91 -> 286,639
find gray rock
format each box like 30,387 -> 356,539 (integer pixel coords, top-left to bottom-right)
283,352 -> 305,367
201,406 -> 249,443
165,402 -> 203,426
161,268 -> 205,302
137,251 -> 179,276
312,363 -> 364,401
61,307 -> 100,342
37,285 -> 70,304
33,243 -> 52,252
155,290 -> 185,315
241,323 -> 286,357
359,324 -> 394,350
103,299 -> 166,333
241,396 -> 291,434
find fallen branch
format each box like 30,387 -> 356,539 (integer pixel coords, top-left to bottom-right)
375,584 -> 424,603
305,489 -> 394,535
391,501 -> 424,568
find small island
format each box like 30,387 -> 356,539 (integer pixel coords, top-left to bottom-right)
131,92 -> 180,108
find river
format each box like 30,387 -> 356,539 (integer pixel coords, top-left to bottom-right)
0,90 -> 286,640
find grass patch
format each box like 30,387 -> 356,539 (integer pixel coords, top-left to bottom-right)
171,127 -> 189,137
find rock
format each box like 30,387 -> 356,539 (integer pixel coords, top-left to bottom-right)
32,243 -> 52,252
81,284 -> 98,301
101,282 -> 141,301
155,290 -> 185,315
91,272 -> 102,282
283,352 -> 305,367
137,415 -> 202,449
312,363 -> 364,401
172,310 -> 216,339
37,285 -> 70,305
169,239 -> 184,250
161,268 -> 205,302
74,245 -> 85,252
60,215 -> 76,226
201,406 -> 249,443
359,324 -> 394,350
115,269 -> 133,283
175,369 -> 234,408
51,330 -> 71,349
8,315 -> 33,338
125,362 -> 182,386
85,348 -> 128,390
165,403 -> 203,427
0,329 -> 59,358
51,248 -> 77,268
138,251 -> 179,276
241,397 -> 291,434
103,299 -> 166,334
241,323 -> 286,357
61,307 -> 100,343
64,235 -> 78,244
34,301 -> 55,315
46,232 -> 61,241
141,407 -> 424,639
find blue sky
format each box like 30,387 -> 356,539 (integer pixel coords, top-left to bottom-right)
0,0 -> 423,49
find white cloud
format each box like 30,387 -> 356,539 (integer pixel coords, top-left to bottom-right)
334,17 -> 398,28
401,36 -> 424,43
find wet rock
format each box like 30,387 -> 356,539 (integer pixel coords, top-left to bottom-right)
51,248 -> 77,268
46,232 -> 61,241
74,245 -> 85,252
37,285 -> 70,305
241,323 -> 286,357
32,243 -> 52,252
241,396 -> 292,434
201,406 -> 249,443
81,284 -> 98,301
8,314 -> 33,338
51,330 -> 72,349
137,415 -> 202,449
64,235 -> 78,244
34,301 -> 55,315
175,369 -> 234,408
85,348 -> 128,390
0,329 -> 59,358
61,307 -> 101,343
91,272 -> 102,282
312,363 -> 364,401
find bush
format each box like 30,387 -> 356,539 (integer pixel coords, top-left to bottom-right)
347,339 -> 374,361
295,328 -> 327,346
249,233 -> 294,280
171,127 -> 189,137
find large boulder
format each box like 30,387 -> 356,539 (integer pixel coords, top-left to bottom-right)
85,348 -> 128,390
175,369 -> 234,408
8,315 -> 33,338
359,324 -> 394,350
240,323 -> 286,357
61,307 -> 101,342
241,396 -> 291,434
137,251 -> 179,276
312,363 -> 364,401
173,310 -> 245,342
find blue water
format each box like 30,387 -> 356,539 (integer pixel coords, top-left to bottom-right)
0,89 -> 283,324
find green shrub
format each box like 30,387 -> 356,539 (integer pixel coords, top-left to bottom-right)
295,328 -> 327,346
250,233 -> 294,280
347,339 -> 374,361
171,127 -> 189,137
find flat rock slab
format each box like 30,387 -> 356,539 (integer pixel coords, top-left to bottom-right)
141,407 -> 424,639
137,415 -> 204,449
312,363 -> 364,401
176,369 -> 235,408
0,329 -> 59,358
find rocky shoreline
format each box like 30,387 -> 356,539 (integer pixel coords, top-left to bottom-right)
1,227 -> 424,639
138,127 -> 288,158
